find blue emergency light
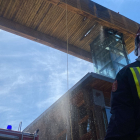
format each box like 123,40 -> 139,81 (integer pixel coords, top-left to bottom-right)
7,125 -> 12,130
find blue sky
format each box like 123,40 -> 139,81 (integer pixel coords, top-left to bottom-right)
0,0 -> 139,131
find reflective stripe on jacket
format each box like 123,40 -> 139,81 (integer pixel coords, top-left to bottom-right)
130,67 -> 140,99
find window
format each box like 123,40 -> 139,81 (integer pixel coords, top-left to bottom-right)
78,110 -> 93,138
79,119 -> 91,137
87,119 -> 90,132
105,107 -> 111,123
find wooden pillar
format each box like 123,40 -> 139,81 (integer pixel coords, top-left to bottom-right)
92,89 -> 107,140
83,89 -> 97,140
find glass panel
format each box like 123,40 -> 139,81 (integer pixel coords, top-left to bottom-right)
105,108 -> 111,123
79,119 -> 91,137
87,119 -> 91,132
90,29 -> 129,79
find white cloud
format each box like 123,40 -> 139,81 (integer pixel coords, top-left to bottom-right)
0,106 -> 13,113
0,53 -> 36,57
0,86 -> 12,95
36,95 -> 61,109
12,75 -> 32,86
0,73 -> 34,95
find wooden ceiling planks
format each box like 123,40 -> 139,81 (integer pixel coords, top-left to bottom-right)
2,0 -> 13,18
26,0 -> 43,27
10,1 -> 21,21
0,0 -> 2,6
125,17 -> 139,34
109,10 -> 126,30
81,23 -> 102,51
125,36 -> 134,53
56,11 -> 75,40
13,1 -> 27,23
88,78 -> 112,93
60,13 -> 81,40
65,14 -> 86,44
48,10 -> 67,38
32,2 -> 52,30
39,5 -> 64,34
20,0 -> 38,26
70,19 -> 94,47
59,0 -> 139,36
0,0 -> 10,16
27,1 -> 48,29
0,0 -> 139,63
48,9 -> 66,36
61,13 -> 84,41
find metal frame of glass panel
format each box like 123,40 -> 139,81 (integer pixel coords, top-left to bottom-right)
90,28 -> 130,79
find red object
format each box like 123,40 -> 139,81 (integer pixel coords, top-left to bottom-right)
112,80 -> 117,92
0,128 -> 39,140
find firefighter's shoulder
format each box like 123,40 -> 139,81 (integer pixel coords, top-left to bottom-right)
118,61 -> 138,77
112,61 -> 138,93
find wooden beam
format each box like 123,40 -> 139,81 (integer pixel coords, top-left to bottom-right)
46,0 -> 139,38
0,17 -> 92,62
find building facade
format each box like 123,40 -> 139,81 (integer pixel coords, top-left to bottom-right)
23,73 -> 113,140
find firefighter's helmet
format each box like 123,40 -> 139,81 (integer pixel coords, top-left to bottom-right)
135,27 -> 140,56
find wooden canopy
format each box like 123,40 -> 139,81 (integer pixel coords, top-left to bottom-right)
0,0 -> 139,62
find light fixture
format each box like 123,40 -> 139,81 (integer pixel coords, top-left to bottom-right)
7,125 -> 12,130
80,24 -> 96,41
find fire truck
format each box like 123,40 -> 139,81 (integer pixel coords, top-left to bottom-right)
0,127 -> 39,140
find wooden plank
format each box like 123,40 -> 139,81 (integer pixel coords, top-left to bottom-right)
80,0 -> 95,15
20,0 -> 35,25
46,8 -> 66,35
38,5 -> 64,33
70,19 -> 93,46
2,0 -> 13,18
94,2 -> 111,23
48,7 -> 66,34
45,0 -> 139,37
0,17 -> 92,62
16,1 -> 32,24
34,3 -> 53,30
69,18 -> 91,45
78,115 -> 89,124
58,12 -> 78,41
78,23 -> 101,50
0,0 -> 9,16
0,0 -> 2,6
13,0 -> 27,23
60,13 -> 83,42
25,0 -> 43,27
9,0 -> 21,20
31,1 -> 51,30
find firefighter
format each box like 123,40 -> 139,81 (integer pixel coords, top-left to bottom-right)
104,27 -> 140,140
